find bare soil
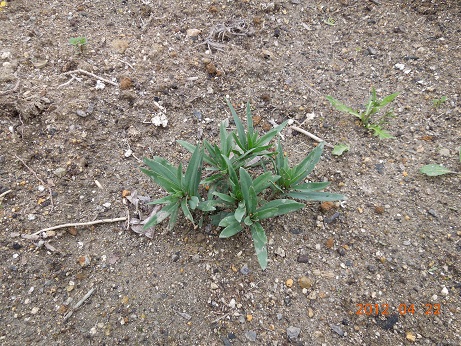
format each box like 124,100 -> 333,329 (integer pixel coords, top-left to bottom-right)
1,0 -> 460,345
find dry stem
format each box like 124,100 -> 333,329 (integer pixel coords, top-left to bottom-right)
33,217 -> 128,235
291,125 -> 334,148
61,69 -> 118,87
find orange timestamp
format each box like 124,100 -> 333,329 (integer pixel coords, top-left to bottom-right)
356,303 -> 441,316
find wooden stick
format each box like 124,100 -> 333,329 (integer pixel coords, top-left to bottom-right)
291,126 -> 334,148
0,189 -> 12,198
33,217 -> 127,235
61,69 -> 118,87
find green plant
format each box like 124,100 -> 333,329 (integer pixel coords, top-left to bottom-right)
141,99 -> 345,269
326,88 -> 399,139
420,147 -> 461,176
432,96 -> 447,108
332,143 -> 350,156
68,36 -> 87,53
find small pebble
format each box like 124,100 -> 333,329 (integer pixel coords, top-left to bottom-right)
297,254 -> 309,263
285,279 -> 294,288
31,307 -> 39,315
210,283 -> 219,290
330,324 -> 344,337
53,167 -> 67,178
427,209 -> 437,218
244,330 -> 257,342
240,265 -> 250,275
441,286 -> 449,296
286,326 -> 301,340
298,276 -> 313,289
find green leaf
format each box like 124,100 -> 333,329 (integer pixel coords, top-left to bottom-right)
255,121 -> 288,147
140,167 -> 182,193
176,140 -> 196,154
379,92 -> 400,108
148,195 -> 178,205
234,201 -> 246,222
332,143 -> 350,156
184,145 -> 203,196
254,199 -> 304,220
293,182 -> 330,192
197,199 -> 217,212
287,191 -> 346,201
368,124 -> 394,139
226,98 -> 247,150
420,164 -> 455,176
167,203 -> 180,230
219,216 -> 243,238
251,223 -> 268,270
188,196 -> 199,210
253,172 -> 280,194
239,167 -> 253,210
326,95 -> 361,118
213,192 -> 237,204
181,198 -> 194,224
244,215 -> 253,226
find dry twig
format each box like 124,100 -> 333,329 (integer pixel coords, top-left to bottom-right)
14,154 -> 54,209
291,125 -> 334,148
33,217 -> 128,235
61,69 -> 118,87
63,287 -> 96,322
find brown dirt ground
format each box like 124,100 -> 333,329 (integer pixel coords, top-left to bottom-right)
1,0 -> 460,345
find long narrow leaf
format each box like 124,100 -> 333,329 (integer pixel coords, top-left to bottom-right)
184,145 -> 203,196
326,96 -> 361,118
292,181 -> 330,192
379,92 -> 399,108
247,186 -> 258,215
245,102 -> 255,145
181,198 -> 194,224
289,142 -> 324,186
287,191 -> 345,201
167,202 -> 180,230
213,191 -> 237,204
256,121 -> 288,147
239,167 -> 253,211
254,199 -> 304,220
226,98 -> 247,149
251,222 -> 268,270
140,167 -> 182,193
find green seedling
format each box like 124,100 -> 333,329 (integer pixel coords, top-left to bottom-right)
141,99 -> 345,269
326,88 -> 399,139
332,143 -> 350,156
324,17 -> 336,26
68,36 -> 87,53
420,147 -> 461,176
432,96 -> 447,108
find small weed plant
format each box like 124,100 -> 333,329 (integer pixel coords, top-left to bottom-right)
432,96 -> 447,108
141,99 -> 345,269
326,88 -> 399,139
69,36 -> 87,54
